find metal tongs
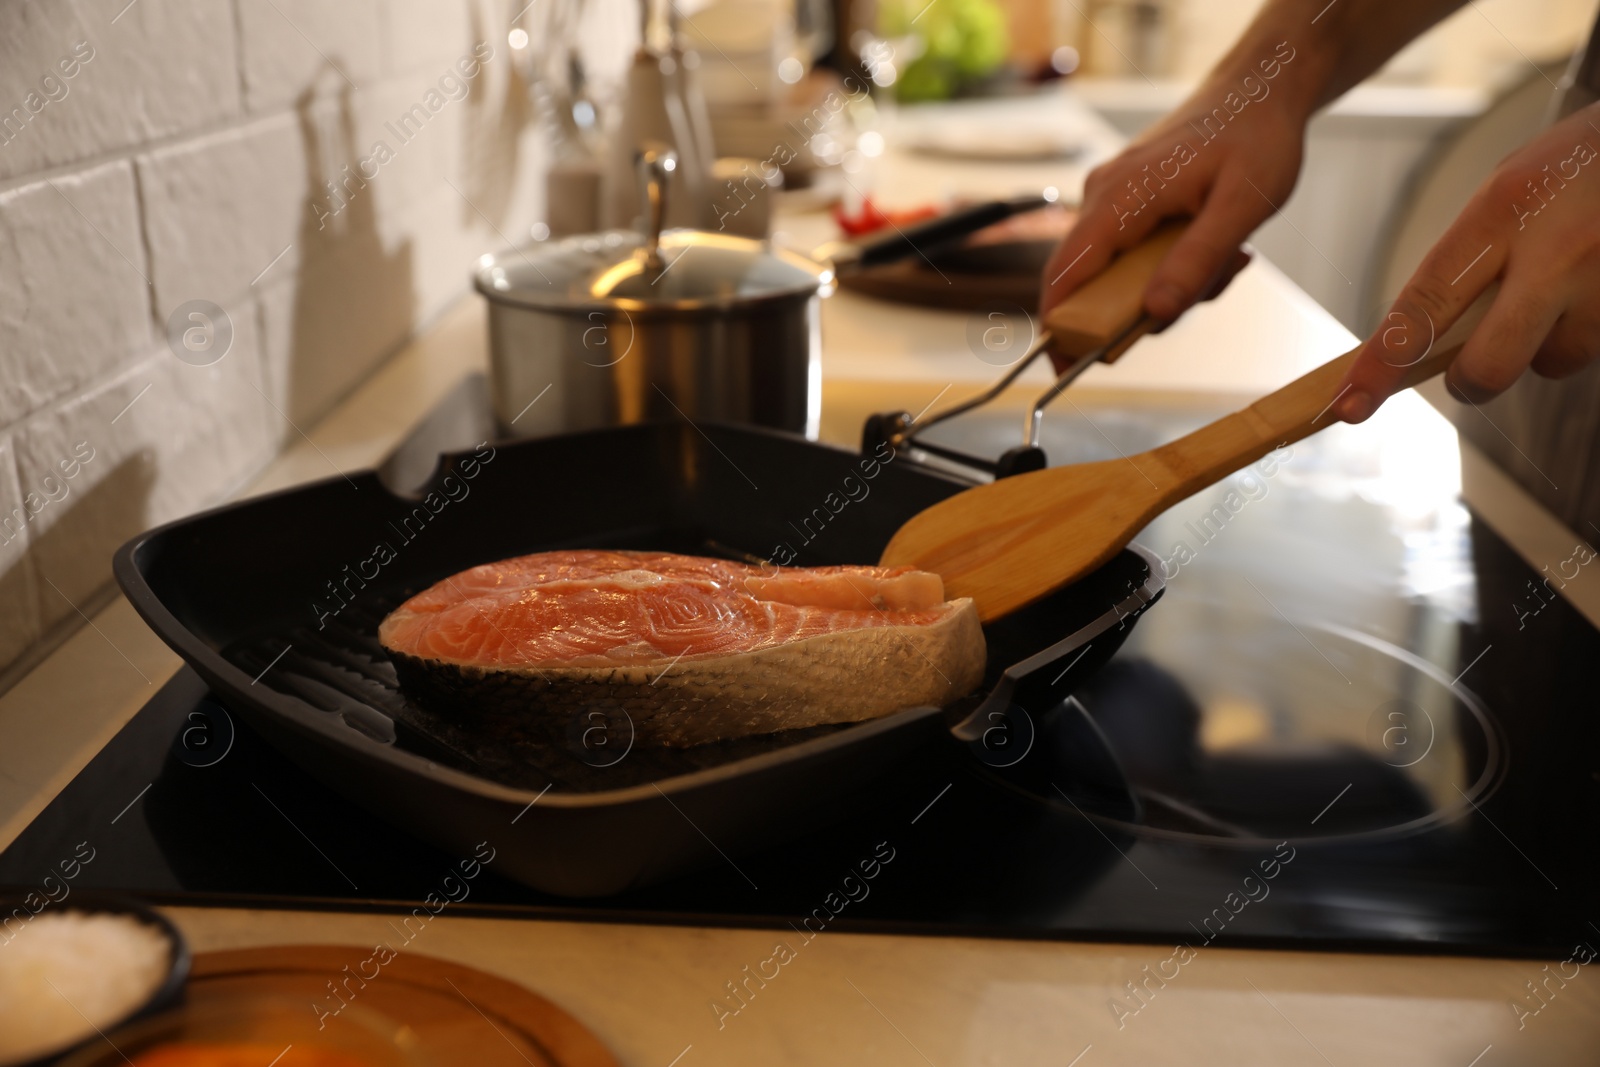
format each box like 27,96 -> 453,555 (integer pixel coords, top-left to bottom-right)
866,221 -> 1193,480
867,314 -> 1162,479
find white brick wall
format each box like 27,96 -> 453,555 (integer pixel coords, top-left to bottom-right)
0,1 -> 242,183
139,112 -> 309,310
0,0 -> 551,682
0,161 -> 150,427
235,0 -> 386,115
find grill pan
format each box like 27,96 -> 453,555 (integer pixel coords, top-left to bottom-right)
114,421 -> 1163,896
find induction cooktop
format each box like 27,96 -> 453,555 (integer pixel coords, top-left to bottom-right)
3,380 -> 1597,959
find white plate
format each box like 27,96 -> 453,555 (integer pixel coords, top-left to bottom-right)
898,122 -> 1087,162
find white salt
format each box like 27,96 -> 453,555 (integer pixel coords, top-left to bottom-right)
0,910 -> 171,1065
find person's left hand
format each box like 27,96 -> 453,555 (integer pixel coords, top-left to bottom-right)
1336,100 -> 1600,422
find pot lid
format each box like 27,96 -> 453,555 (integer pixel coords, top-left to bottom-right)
474,229 -> 832,313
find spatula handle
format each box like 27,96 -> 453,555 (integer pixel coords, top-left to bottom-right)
1045,221 -> 1188,362
1152,318 -> 1474,495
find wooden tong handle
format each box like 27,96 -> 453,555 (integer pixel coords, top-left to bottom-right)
1044,221 -> 1188,363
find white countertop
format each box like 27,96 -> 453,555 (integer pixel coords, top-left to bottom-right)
813,254 -> 1348,396
4,91 -> 1599,1064
1070,77 -> 1491,136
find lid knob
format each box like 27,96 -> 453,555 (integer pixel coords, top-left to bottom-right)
636,142 -> 677,273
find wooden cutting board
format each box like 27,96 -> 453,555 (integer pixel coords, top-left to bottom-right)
189,946 -> 619,1067
838,256 -> 1044,310
838,203 -> 1074,310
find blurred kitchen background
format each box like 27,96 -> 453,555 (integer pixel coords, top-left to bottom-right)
0,0 -> 1593,689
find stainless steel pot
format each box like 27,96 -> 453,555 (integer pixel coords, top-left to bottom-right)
475,146 -> 832,438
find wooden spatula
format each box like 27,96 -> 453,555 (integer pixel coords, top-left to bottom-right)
881,227 -> 1476,622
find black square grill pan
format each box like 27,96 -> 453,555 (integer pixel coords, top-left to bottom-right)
114,421 -> 1162,896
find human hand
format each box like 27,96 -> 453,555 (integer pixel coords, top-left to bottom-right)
1337,101 -> 1600,422
1040,42 -> 1313,364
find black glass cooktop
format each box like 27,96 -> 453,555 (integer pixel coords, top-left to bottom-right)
4,387 -> 1598,958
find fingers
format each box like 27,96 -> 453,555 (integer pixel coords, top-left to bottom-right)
1041,167 -> 1257,327
1336,211 -> 1506,423
1143,172 -> 1272,321
1531,306 -> 1600,379
1038,215 -> 1120,316
1333,102 -> 1600,421
1039,166 -> 1172,314
1149,249 -> 1253,336
1202,249 -> 1254,303
1445,278 -> 1566,403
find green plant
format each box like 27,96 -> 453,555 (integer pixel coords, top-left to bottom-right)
881,0 -> 1009,102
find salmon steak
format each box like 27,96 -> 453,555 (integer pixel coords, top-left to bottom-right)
378,549 -> 986,747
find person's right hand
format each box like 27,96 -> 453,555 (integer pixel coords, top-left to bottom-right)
1040,62 -> 1313,358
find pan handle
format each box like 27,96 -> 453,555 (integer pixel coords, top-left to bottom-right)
949,544 -> 1164,820
965,696 -> 1141,822
952,543 -> 1166,746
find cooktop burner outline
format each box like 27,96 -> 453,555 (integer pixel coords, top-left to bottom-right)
1064,619 -> 1506,850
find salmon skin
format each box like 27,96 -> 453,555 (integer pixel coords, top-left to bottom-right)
378,549 -> 986,748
